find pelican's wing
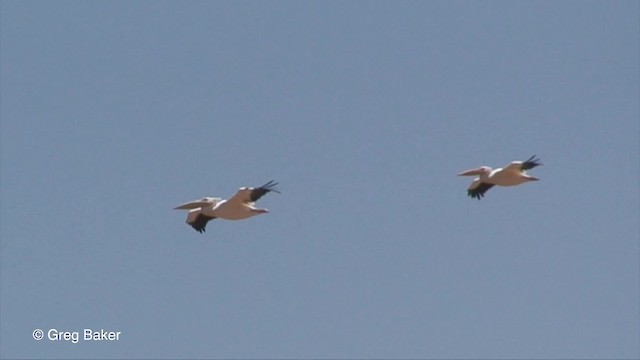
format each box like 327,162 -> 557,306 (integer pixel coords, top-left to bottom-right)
186,211 -> 216,233
503,155 -> 542,173
467,178 -> 494,200
174,197 -> 221,210
228,180 -> 280,204
521,155 -> 542,170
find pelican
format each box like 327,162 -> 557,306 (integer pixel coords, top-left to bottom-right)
174,180 -> 280,233
458,156 -> 542,199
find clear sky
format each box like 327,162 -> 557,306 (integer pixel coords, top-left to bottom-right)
1,1 -> 638,359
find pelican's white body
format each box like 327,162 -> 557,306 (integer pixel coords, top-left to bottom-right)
185,197 -> 268,223
481,164 -> 538,187
174,181 -> 279,233
458,156 -> 542,199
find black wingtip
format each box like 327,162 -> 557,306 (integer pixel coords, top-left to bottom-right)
261,180 -> 280,193
188,214 -> 215,233
467,191 -> 484,200
467,183 -> 494,200
192,225 -> 205,233
249,180 -> 281,202
523,155 -> 543,170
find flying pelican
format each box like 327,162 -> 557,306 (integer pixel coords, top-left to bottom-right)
458,156 -> 542,199
174,180 -> 280,233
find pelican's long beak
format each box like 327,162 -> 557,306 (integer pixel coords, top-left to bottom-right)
458,168 -> 484,176
174,201 -> 207,210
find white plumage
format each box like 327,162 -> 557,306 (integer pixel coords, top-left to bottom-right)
174,181 -> 279,233
458,156 -> 542,199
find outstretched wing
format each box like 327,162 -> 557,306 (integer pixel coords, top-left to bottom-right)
467,179 -> 495,200
249,180 -> 280,202
187,212 -> 216,233
228,180 -> 280,204
521,155 -> 542,171
503,155 -> 542,173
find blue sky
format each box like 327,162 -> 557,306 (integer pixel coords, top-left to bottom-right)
1,1 -> 638,359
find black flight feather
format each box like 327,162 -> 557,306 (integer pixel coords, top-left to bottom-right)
249,180 -> 280,202
190,214 -> 216,233
521,155 -> 542,171
467,183 -> 495,200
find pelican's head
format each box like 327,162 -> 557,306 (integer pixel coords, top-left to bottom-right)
458,166 -> 492,177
